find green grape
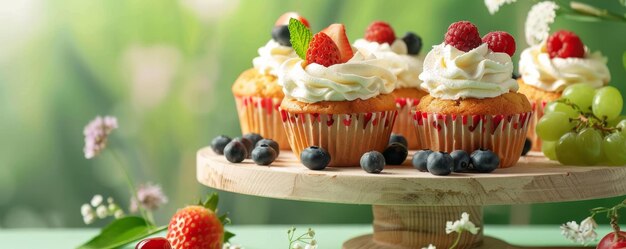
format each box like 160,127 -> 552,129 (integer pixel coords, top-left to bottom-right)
592,86 -> 623,121
542,141 -> 557,160
576,128 -> 603,165
618,120 -> 626,136
544,101 -> 580,119
536,112 -> 574,141
555,132 -> 584,165
602,133 -> 626,166
608,116 -> 626,127
562,83 -> 596,112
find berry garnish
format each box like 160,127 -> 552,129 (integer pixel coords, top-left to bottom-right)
383,142 -> 408,165
521,138 -> 531,156
224,140 -> 247,163
389,133 -> 408,148
597,231 -> 626,249
402,32 -> 423,55
546,30 -> 585,59
360,151 -> 385,174
444,21 -> 482,52
256,138 -> 280,156
321,23 -> 354,63
233,137 -> 253,158
252,144 -> 277,166
275,12 -> 309,28
136,237 -> 172,249
426,151 -> 453,176
365,21 -> 396,45
412,150 -> 433,172
300,146 -> 331,170
450,150 -> 471,173
210,135 -> 232,155
243,133 -> 263,147
166,195 -> 227,249
470,149 -> 499,173
306,32 -> 341,67
272,25 -> 291,46
482,31 -> 516,56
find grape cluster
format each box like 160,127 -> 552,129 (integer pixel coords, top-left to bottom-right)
536,83 -> 626,166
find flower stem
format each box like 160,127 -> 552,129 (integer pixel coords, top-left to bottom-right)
109,149 -> 153,226
449,232 -> 462,249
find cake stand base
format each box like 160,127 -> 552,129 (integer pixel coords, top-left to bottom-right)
343,235 -> 513,249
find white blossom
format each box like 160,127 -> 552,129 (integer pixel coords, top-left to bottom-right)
446,212 -> 480,235
291,243 -> 303,249
304,244 -> 317,249
525,1 -> 559,46
561,217 -> 598,245
107,197 -> 114,204
114,209 -> 125,219
222,243 -> 243,249
83,116 -> 118,159
81,204 -> 93,216
130,183 -> 168,212
485,0 -> 517,15
90,195 -> 103,207
83,213 -> 95,225
95,205 -> 108,219
422,245 -> 436,249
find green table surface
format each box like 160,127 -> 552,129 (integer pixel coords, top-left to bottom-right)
0,224 -> 610,249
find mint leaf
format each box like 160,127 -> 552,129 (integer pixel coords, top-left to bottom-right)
288,18 -> 312,60
77,216 -> 166,249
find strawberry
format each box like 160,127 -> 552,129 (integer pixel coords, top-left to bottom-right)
365,21 -> 396,45
166,194 -> 233,249
306,32 -> 341,67
275,12 -> 309,28
321,24 -> 354,62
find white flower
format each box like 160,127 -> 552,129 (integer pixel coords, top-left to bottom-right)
95,205 -> 108,219
83,213 -> 95,225
422,245 -> 436,249
485,0 -> 517,15
222,243 -> 243,249
561,217 -> 598,245
107,197 -> 114,204
446,212 -> 480,235
525,1 -> 559,46
309,239 -> 317,246
83,116 -> 118,159
130,183 -> 168,212
90,195 -> 103,207
291,243 -> 303,249
304,244 -> 316,249
579,217 -> 598,241
114,209 -> 124,219
80,204 -> 93,216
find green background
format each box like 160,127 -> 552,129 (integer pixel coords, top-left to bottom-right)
1,0 -> 625,228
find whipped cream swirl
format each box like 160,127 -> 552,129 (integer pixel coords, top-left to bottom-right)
278,52 -> 397,103
419,43 -> 518,100
353,39 -> 423,89
252,39 -> 298,76
518,43 -> 610,92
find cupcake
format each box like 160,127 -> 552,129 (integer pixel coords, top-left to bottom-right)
279,21 -> 398,167
231,12 -> 309,149
415,21 -> 532,168
518,30 -> 610,151
353,21 -> 428,149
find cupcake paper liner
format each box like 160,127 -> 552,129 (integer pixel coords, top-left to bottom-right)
527,99 -> 548,152
281,110 -> 398,167
413,111 -> 533,168
393,97 -> 423,150
235,96 -> 290,149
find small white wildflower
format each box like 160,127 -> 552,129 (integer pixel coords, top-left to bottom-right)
304,244 -> 316,249
130,182 -> 168,212
81,204 -> 93,216
108,203 -> 118,213
446,212 -> 480,235
561,217 -> 598,245
83,213 -> 95,225
291,243 -> 303,249
107,197 -> 114,204
485,0 -> 517,15
309,239 -> 317,246
83,116 -> 118,159
95,205 -> 108,219
114,209 -> 125,219
525,1 -> 559,46
90,195 -> 103,207
308,228 -> 315,237
422,245 -> 436,249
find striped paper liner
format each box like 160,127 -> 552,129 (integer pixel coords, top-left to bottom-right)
527,99 -> 548,152
234,96 -> 290,149
393,97 -> 423,150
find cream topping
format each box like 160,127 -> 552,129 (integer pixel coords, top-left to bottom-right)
353,39 -> 423,89
252,39 -> 298,76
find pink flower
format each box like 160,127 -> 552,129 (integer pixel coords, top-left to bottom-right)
130,183 -> 168,212
83,116 -> 118,159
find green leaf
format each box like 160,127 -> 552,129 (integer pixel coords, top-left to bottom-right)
623,51 -> 626,70
223,230 -> 235,243
77,216 -> 167,249
203,193 -> 219,211
288,18 -> 312,60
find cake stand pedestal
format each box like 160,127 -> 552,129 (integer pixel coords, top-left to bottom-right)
196,147 -> 626,248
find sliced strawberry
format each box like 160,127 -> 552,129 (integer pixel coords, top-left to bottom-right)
306,32 -> 341,67
321,24 -> 354,62
275,12 -> 310,28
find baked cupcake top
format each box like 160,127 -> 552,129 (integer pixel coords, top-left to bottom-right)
279,21 -> 396,103
353,21 -> 424,89
419,21 -> 518,100
518,30 -> 610,92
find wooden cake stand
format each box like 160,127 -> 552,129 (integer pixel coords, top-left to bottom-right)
196,147 -> 626,249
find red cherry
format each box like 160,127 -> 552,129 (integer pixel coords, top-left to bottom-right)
136,237 -> 172,249
597,231 -> 626,249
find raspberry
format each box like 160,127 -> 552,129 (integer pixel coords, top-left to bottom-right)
444,21 -> 482,52
482,31 -> 516,56
546,30 -> 585,59
306,32 -> 341,67
365,21 -> 396,45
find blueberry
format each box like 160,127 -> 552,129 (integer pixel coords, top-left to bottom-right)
412,150 -> 433,172
252,144 -> 277,165
210,135 -> 232,155
271,25 -> 291,46
522,138 -> 532,156
360,151 -> 385,174
383,143 -> 408,165
224,140 -> 247,163
402,32 -> 422,55
426,152 -> 453,176
233,137 -> 253,158
450,150 -> 471,172
256,138 -> 280,156
243,133 -> 264,147
300,146 -> 331,170
470,149 -> 500,173
389,133 -> 408,148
